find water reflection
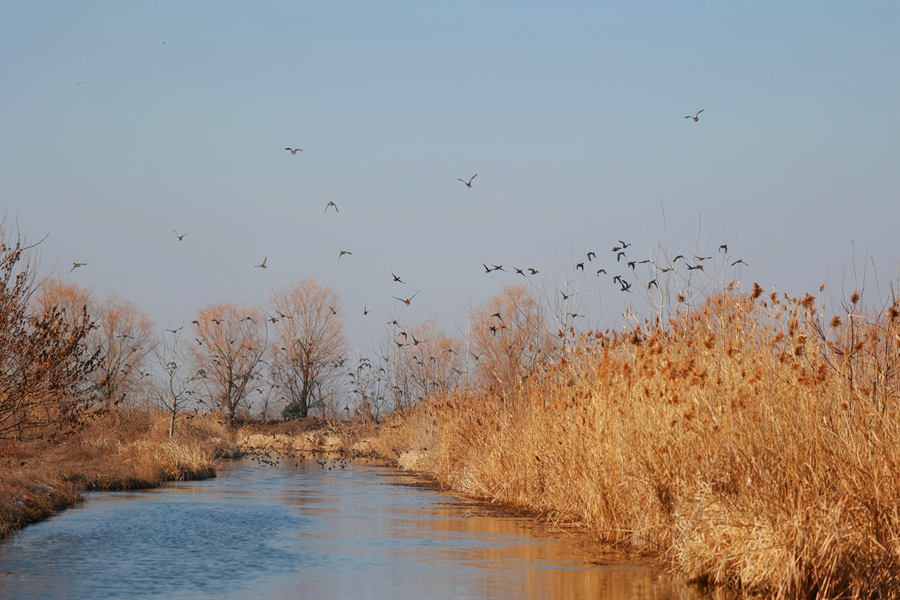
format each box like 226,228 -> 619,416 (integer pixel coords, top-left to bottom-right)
0,457 -> 708,599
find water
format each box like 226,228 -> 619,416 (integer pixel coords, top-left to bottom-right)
0,457 -> 704,599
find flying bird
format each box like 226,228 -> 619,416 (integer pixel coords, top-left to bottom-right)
392,272 -> 405,283
255,257 -> 267,269
69,263 -> 86,273
686,110 -> 705,122
173,230 -> 187,241
458,174 -> 477,188
339,251 -> 352,259
325,202 -> 338,213
392,291 -> 420,306
285,148 -> 303,154
731,259 -> 748,266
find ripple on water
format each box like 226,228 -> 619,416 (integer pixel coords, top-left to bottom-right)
0,459 -> 709,600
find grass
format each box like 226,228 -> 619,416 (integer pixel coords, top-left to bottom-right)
0,411 -> 228,540
373,288 -> 900,598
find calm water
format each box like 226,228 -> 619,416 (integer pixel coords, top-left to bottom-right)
0,457 -> 707,599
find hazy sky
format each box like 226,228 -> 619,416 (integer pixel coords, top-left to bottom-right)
3,2 -> 898,352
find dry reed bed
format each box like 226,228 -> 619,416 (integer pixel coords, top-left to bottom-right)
0,413 -> 227,540
376,291 -> 900,598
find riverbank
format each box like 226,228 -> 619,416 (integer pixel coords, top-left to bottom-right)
0,412 -> 230,540
369,292 -> 900,599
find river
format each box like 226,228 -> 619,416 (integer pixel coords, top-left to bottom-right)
0,456 -> 716,599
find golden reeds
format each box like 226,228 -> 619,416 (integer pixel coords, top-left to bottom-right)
375,291 -> 900,598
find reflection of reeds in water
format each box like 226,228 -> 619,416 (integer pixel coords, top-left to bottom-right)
377,289 -> 900,598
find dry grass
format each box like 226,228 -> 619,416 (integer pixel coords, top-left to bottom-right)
0,411 -> 229,540
374,290 -> 900,598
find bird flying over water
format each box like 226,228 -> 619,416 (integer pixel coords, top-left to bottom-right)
458,174 -> 477,188
686,110 -> 705,122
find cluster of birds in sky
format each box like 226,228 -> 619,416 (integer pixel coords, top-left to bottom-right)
66,110 -> 733,326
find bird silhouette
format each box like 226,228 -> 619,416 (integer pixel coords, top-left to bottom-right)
393,291 -> 420,306
458,174 -> 477,188
731,259 -> 748,266
597,269 -> 607,276
649,279 -> 659,289
576,262 -> 584,271
325,202 -> 338,213
528,268 -> 539,275
587,251 -> 596,261
686,110 -> 704,122
69,262 -> 86,273
392,272 -> 405,283
339,251 -> 352,259
619,241 -> 631,249
719,244 -> 728,253
514,267 -> 526,276
173,230 -> 187,241
285,148 -> 303,154
363,306 -> 369,315
255,257 -> 267,269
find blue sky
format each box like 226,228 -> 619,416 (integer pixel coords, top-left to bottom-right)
2,1 -> 898,350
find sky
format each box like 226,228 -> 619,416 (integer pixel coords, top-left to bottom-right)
2,1 -> 898,356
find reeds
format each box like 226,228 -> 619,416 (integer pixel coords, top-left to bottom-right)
0,412 -> 227,539
375,289 -> 900,598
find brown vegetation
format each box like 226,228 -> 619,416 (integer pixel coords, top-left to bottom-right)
373,286 -> 900,599
0,411 -> 226,540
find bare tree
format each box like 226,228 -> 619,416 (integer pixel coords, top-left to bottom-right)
190,303 -> 267,428
0,223 -> 100,439
152,325 -> 195,438
382,317 -> 464,408
470,285 -> 550,391
34,281 -> 156,408
269,280 -> 347,419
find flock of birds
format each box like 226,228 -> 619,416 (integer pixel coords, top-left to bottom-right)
65,110 -> 746,359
